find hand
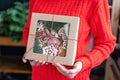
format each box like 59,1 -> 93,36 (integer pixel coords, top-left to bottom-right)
53,62 -> 82,79
22,56 -> 48,66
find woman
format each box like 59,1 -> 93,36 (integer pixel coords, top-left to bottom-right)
23,0 -> 116,80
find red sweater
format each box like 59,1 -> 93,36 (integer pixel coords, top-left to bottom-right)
23,0 -> 116,80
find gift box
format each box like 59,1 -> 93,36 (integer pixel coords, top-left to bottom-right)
25,13 -> 80,66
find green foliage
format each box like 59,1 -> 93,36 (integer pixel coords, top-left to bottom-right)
44,21 -> 67,31
33,38 -> 43,54
0,1 -> 28,42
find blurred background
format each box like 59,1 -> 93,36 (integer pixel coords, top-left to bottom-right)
0,0 -> 120,80
0,0 -> 31,80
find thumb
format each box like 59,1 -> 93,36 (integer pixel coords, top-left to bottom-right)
68,62 -> 82,74
22,56 -> 27,63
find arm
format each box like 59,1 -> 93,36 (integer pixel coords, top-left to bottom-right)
76,0 -> 116,71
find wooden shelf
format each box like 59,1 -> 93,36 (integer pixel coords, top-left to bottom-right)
0,55 -> 31,74
0,36 -> 25,47
0,36 -> 31,74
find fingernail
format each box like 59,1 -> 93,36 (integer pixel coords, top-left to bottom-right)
46,63 -> 48,65
39,60 -> 42,63
35,60 -> 38,62
23,59 -> 27,63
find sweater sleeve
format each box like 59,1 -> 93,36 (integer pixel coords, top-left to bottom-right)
23,0 -> 35,46
76,0 -> 116,71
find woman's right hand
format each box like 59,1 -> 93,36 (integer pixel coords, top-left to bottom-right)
22,56 -> 48,66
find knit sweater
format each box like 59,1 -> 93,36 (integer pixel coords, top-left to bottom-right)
23,0 -> 116,80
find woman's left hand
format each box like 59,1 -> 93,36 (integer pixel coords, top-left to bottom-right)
53,61 -> 82,79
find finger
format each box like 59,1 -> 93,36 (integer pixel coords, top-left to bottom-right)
41,61 -> 46,65
68,62 -> 82,74
54,64 -> 76,79
74,62 -> 82,71
22,56 -> 27,63
30,60 -> 47,66
45,62 -> 49,65
67,69 -> 78,74
35,60 -> 42,66
29,60 -> 39,66
29,60 -> 35,66
35,60 -> 48,66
